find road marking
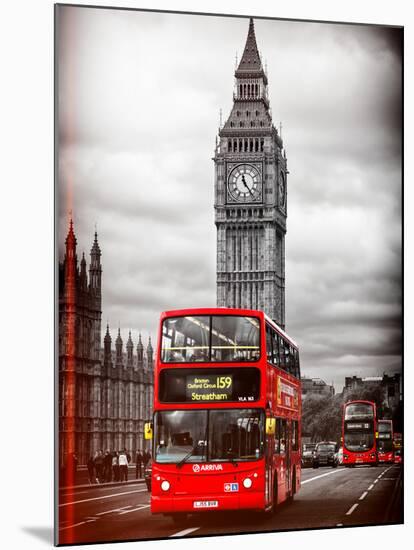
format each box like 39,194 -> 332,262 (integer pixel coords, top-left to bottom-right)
301,468 -> 345,485
359,491 -> 368,501
373,479 -> 378,484
380,477 -> 398,481
95,505 -> 133,516
170,527 -> 200,538
368,484 -> 374,491
59,519 -> 96,531
59,488 -> 147,507
61,483 -> 144,499
346,503 -> 359,516
118,504 -> 150,515
336,523 -> 343,527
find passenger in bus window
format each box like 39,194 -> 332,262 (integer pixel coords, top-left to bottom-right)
168,350 -> 184,362
190,348 -> 208,362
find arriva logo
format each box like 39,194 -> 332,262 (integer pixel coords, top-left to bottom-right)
192,464 -> 223,473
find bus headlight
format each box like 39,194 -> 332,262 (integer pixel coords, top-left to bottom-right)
243,477 -> 253,489
161,480 -> 170,491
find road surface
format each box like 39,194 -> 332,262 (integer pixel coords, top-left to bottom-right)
58,463 -> 402,545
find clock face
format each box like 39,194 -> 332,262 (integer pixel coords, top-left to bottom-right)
228,164 -> 262,202
278,172 -> 286,207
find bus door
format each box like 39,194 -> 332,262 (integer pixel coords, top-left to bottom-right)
265,416 -> 276,507
286,420 -> 292,495
278,419 -> 288,498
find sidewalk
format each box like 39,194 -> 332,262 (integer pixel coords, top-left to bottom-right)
59,465 -> 147,491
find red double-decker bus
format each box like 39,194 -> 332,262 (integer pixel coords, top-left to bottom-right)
146,307 -> 301,523
342,400 -> 377,466
393,432 -> 403,464
377,419 -> 394,464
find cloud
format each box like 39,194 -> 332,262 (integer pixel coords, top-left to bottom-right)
57,7 -> 402,392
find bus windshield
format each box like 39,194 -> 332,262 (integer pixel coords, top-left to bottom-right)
344,403 -> 374,420
344,433 -> 374,452
378,439 -> 393,452
154,409 -> 264,463
378,422 -> 392,433
161,315 -> 261,363
316,443 -> 336,452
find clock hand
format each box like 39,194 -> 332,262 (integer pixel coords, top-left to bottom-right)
241,175 -> 254,196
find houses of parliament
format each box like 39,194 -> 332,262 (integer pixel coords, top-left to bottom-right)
58,220 -> 154,467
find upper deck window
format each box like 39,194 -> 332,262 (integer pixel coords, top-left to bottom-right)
161,315 -> 260,363
265,323 -> 300,378
344,403 -> 374,421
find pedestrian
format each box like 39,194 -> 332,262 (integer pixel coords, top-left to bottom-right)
112,452 -> 119,482
87,454 -> 95,484
143,449 -> 150,468
118,450 -> 128,482
136,451 -> 143,479
104,450 -> 112,482
94,450 -> 104,483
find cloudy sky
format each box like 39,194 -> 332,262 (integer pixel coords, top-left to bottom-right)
57,6 -> 402,391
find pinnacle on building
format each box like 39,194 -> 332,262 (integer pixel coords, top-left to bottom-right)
59,219 -> 154,466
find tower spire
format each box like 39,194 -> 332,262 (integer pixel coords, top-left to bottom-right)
104,323 -> 112,365
115,327 -> 123,366
65,217 -> 77,255
146,336 -> 154,370
89,227 -> 102,295
235,18 -> 264,77
126,330 -> 134,367
136,332 -> 144,366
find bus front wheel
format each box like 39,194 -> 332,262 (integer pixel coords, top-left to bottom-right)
263,481 -> 278,519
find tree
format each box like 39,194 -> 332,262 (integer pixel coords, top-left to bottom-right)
301,384 -> 388,444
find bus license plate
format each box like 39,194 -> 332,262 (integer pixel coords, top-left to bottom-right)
193,500 -> 218,509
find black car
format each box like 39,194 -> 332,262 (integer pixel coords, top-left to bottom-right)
302,443 -> 316,468
313,441 -> 338,468
144,459 -> 152,491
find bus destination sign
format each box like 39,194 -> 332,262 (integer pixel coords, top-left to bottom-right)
159,367 -> 260,403
186,374 -> 233,402
346,422 -> 370,430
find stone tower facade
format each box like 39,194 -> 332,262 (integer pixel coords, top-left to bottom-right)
59,221 -> 153,468
214,18 -> 287,328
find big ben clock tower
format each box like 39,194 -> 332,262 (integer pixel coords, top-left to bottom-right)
214,18 -> 287,328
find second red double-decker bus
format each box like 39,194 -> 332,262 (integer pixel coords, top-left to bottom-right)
342,400 -> 377,466
377,419 -> 394,464
146,307 -> 301,523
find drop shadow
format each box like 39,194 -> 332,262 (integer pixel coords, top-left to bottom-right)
21,526 -> 54,545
